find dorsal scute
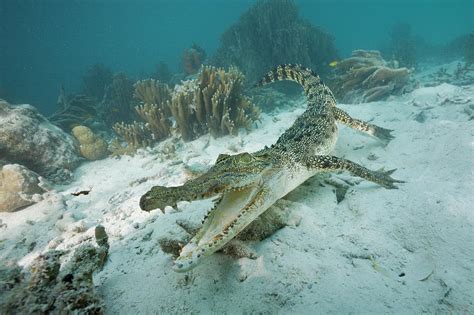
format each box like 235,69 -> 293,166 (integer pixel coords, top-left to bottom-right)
256,64 -> 336,111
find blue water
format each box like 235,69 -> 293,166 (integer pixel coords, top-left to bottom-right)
1,0 -> 472,114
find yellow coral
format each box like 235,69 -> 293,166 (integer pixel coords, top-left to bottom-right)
328,49 -> 411,103
171,65 -> 260,141
72,126 -> 108,160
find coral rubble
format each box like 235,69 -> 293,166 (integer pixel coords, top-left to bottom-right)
72,125 -> 109,161
0,100 -> 80,183
213,0 -> 337,83
0,226 -> 109,314
328,50 -> 412,103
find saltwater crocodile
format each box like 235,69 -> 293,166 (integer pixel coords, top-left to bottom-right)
140,64 -> 403,272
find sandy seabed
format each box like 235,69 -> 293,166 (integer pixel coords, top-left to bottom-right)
1,82 -> 473,314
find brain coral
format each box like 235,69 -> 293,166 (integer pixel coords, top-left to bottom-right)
72,126 -> 108,160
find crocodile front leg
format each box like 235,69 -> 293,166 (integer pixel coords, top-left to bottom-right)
304,155 -> 404,189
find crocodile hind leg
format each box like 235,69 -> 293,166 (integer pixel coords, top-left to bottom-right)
304,155 -> 404,189
332,107 -> 394,144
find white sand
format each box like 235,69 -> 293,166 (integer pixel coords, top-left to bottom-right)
1,82 -> 473,314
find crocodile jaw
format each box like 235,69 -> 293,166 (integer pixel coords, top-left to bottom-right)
172,183 -> 265,272
172,166 -> 312,272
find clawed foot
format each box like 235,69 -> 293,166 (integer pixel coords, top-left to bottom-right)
374,168 -> 405,189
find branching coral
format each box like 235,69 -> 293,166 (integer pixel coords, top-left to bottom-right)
134,79 -> 172,116
111,67 -> 260,153
112,121 -> 153,154
132,79 -> 173,143
328,50 -> 412,103
169,82 -> 198,141
135,103 -> 171,141
171,66 -> 261,140
213,0 -> 337,83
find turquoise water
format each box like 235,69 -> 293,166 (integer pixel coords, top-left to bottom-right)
1,0 -> 472,114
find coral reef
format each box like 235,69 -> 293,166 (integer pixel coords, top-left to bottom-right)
81,63 -> 113,101
0,226 -> 109,314
72,125 -> 109,160
328,50 -> 412,103
386,23 -> 417,68
134,78 -> 172,117
111,121 -> 153,154
171,65 -> 261,140
135,103 -> 172,142
422,62 -> 474,87
0,164 -> 49,212
49,88 -> 98,132
111,66 -> 260,154
0,100 -> 80,183
213,0 -> 337,83
182,43 -> 206,75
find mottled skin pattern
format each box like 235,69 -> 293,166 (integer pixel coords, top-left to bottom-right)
140,64 -> 403,272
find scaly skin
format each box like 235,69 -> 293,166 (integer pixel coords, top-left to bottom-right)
140,64 -> 403,272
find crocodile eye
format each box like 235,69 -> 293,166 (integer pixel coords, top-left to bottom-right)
239,153 -> 253,163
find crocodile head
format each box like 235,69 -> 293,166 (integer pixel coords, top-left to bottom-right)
171,152 -> 290,272
140,151 -> 283,272
139,152 -> 273,212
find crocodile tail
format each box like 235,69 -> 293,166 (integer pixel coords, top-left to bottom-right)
256,64 -> 335,107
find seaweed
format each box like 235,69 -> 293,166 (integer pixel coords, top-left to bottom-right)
49,88 -> 98,132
